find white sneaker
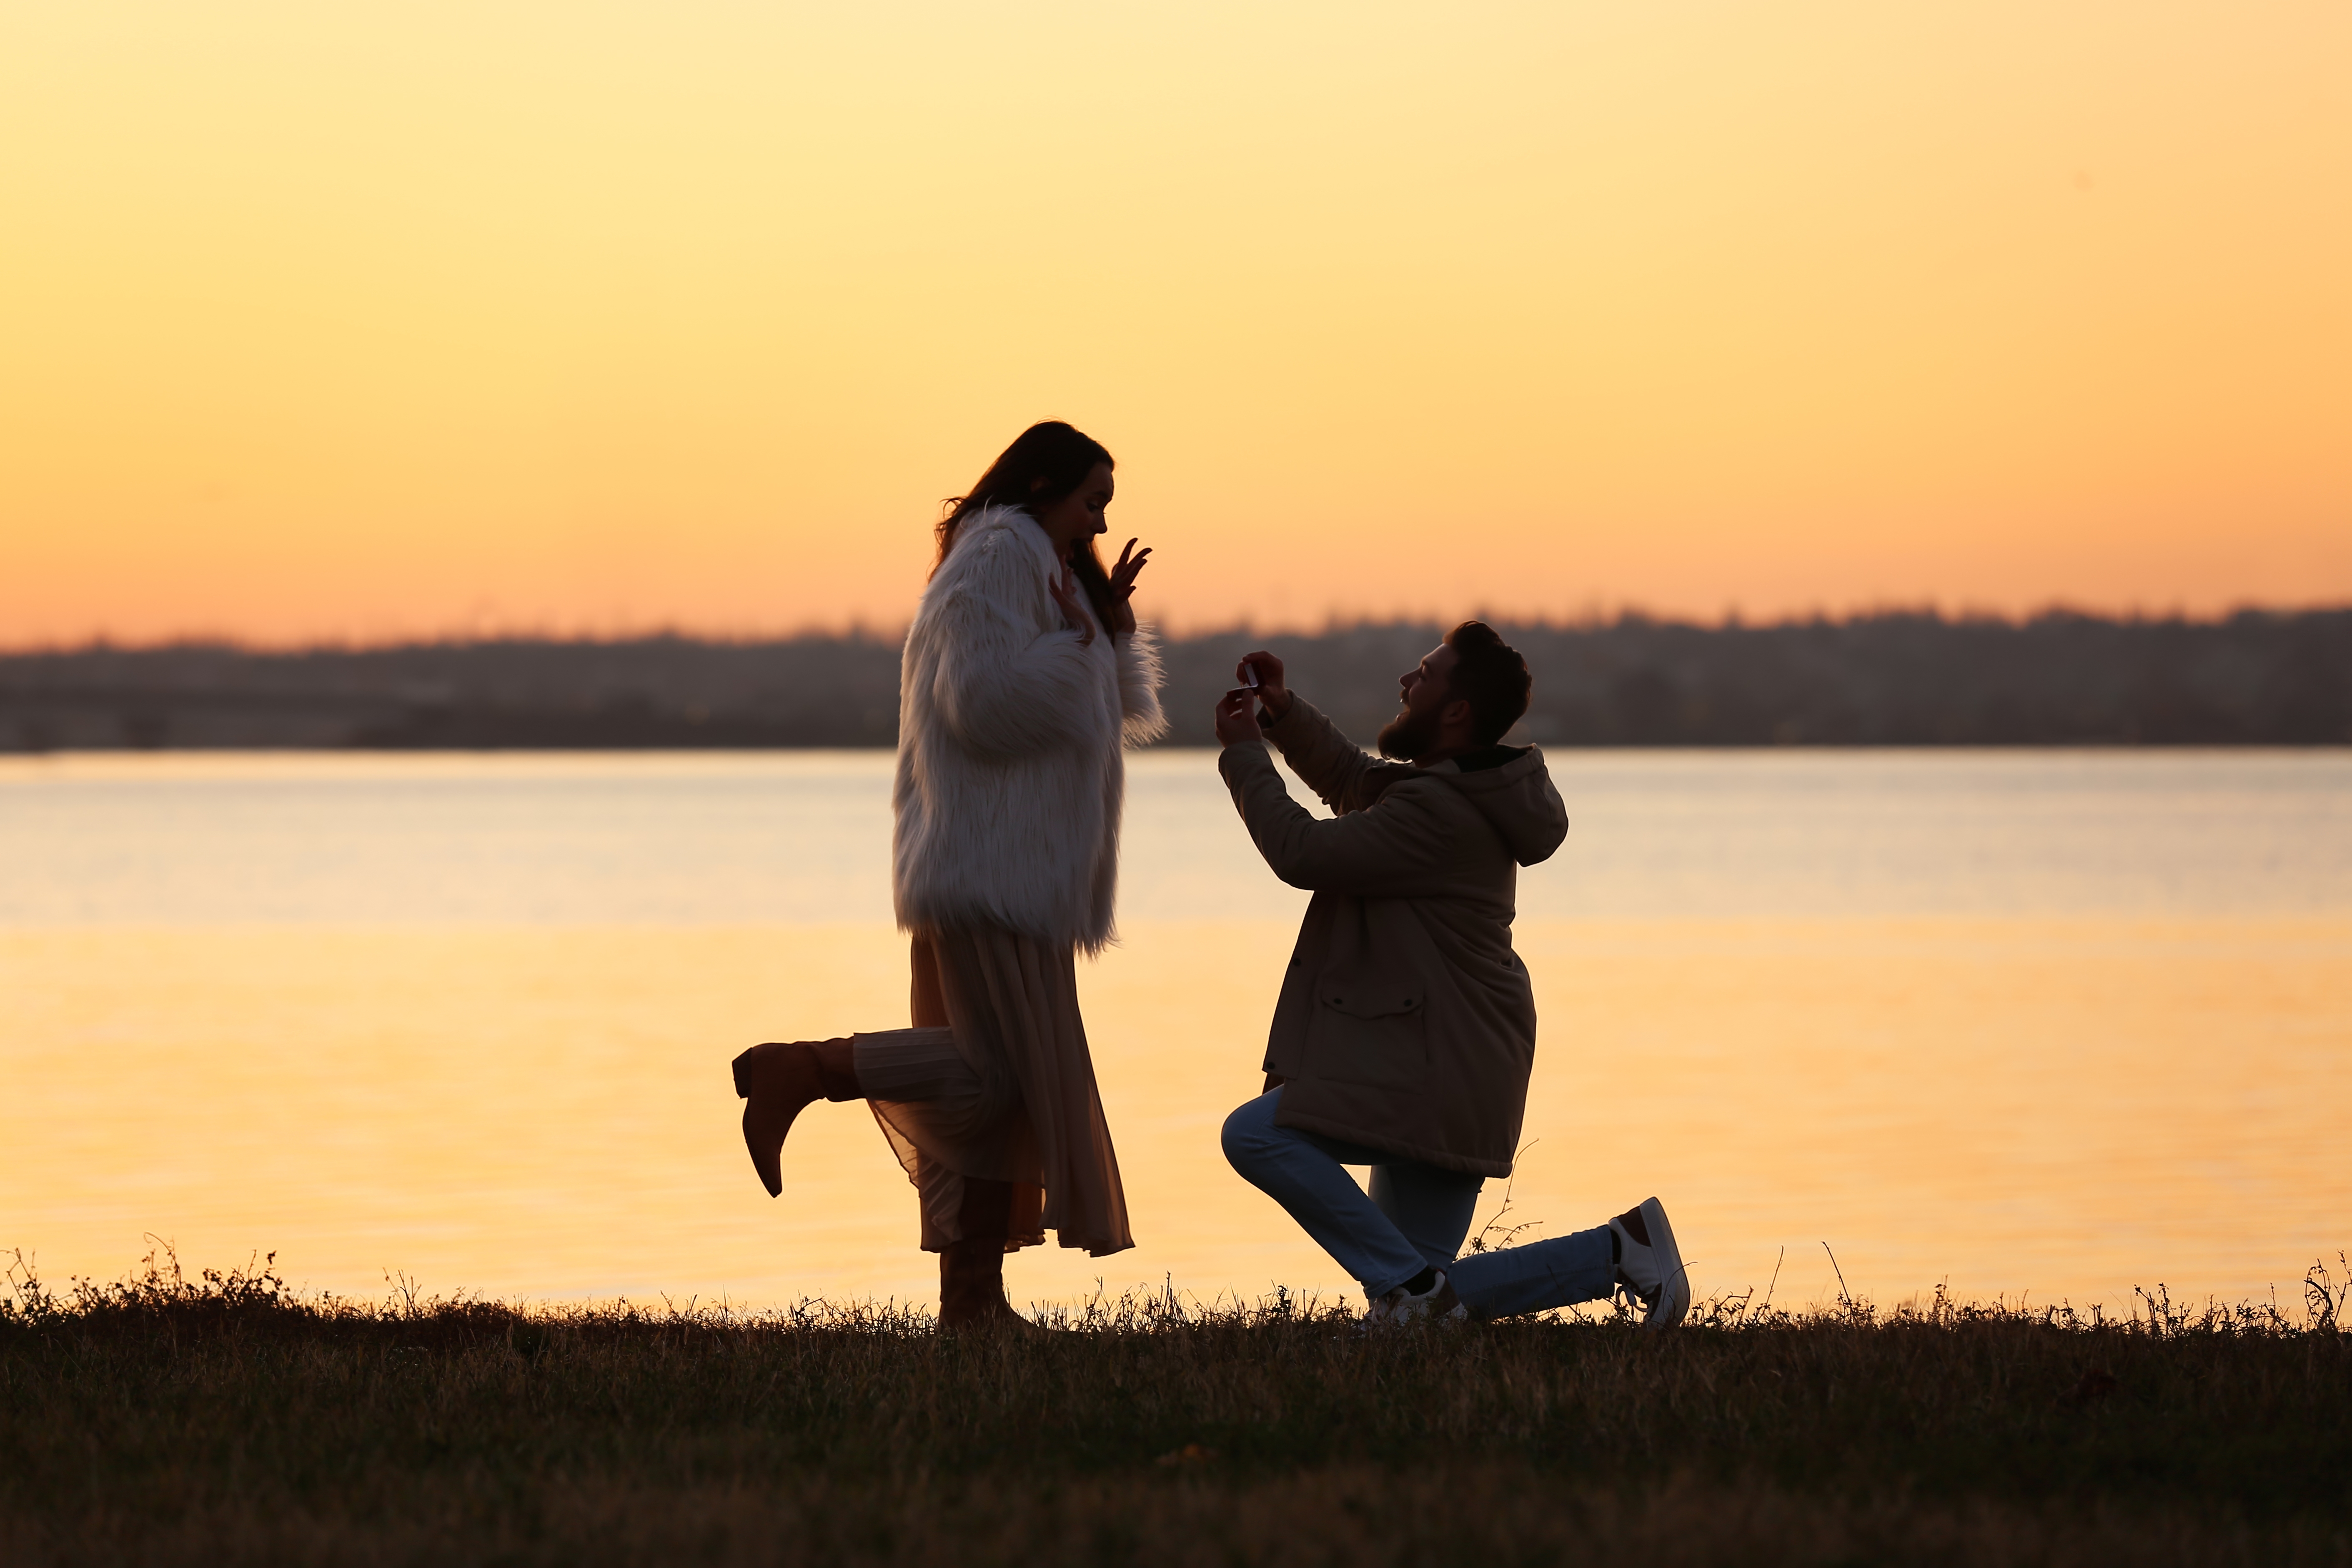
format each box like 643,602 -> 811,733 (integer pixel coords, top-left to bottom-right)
1360,1269 -> 1469,1330
1608,1197 -> 1690,1330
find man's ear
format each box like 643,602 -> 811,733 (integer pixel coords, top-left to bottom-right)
1443,695 -> 1475,733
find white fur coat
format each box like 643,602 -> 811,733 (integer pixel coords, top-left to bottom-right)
892,503 -> 1167,954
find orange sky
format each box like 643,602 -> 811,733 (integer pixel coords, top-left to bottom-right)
3,1 -> 2347,646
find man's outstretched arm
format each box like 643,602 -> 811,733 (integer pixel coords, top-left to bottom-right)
1214,688 -> 1453,896
1233,650 -> 1385,815
1263,697 -> 1391,816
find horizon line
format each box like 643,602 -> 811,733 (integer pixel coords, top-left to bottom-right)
5,597 -> 2349,658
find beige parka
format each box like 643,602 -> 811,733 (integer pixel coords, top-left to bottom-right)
1218,697 -> 1570,1177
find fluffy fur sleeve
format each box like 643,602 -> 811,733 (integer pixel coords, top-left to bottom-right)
1115,624 -> 1168,746
923,517 -> 1105,759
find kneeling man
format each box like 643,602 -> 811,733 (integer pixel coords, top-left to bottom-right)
1212,622 -> 1688,1327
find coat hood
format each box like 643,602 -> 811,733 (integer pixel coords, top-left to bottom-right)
1428,747 -> 1569,867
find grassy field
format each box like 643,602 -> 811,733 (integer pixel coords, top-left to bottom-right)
4,1248 -> 2348,1567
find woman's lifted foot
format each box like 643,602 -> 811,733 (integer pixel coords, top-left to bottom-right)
731,1037 -> 860,1197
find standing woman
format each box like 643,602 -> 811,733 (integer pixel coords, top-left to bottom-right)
731,421 -> 1164,1328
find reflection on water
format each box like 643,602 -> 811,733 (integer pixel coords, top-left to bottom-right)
3,751 -> 2347,1311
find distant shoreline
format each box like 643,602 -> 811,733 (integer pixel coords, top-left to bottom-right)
4,608 -> 2347,750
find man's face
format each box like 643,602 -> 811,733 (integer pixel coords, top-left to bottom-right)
1376,643 -> 1459,761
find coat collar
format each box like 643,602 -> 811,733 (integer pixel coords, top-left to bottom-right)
956,503 -> 1058,573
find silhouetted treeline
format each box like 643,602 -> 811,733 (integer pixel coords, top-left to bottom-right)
2,609 -> 2347,751
1175,609 -> 2352,747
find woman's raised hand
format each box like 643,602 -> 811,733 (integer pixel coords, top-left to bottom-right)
1047,564 -> 1097,647
1106,538 -> 1152,637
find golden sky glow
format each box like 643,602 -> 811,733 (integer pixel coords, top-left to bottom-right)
3,1 -> 2347,644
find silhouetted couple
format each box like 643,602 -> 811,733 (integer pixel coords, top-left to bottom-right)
732,421 -> 1688,1331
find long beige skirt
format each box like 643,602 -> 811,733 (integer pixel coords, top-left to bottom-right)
853,924 -> 1133,1258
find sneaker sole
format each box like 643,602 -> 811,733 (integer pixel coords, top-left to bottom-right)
1636,1197 -> 1690,1330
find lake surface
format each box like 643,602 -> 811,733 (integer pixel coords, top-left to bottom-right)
4,749 -> 2347,1315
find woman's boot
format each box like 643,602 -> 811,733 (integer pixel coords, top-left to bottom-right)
938,1239 -> 1029,1331
732,1037 -> 861,1197
936,1176 -> 1028,1331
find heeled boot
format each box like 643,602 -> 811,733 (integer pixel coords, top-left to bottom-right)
937,1238 -> 1027,1331
936,1175 -> 1029,1332
731,1036 -> 861,1197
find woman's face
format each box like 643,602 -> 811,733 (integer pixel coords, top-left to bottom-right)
1029,463 -> 1115,559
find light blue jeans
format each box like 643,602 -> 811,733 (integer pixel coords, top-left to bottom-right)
1221,1087 -> 1616,1318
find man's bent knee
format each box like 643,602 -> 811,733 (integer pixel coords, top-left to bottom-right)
1220,1090 -> 1284,1172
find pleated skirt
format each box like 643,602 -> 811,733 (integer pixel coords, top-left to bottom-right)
855,923 -> 1133,1257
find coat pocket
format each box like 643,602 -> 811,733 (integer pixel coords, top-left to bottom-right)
1306,968 -> 1429,1091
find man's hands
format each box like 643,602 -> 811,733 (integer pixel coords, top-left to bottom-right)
1213,650 -> 1294,749
1213,687 -> 1262,749
1236,650 -> 1292,721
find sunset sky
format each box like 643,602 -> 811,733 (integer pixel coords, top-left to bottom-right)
3,1 -> 2346,645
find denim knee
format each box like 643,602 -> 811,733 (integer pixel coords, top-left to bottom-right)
1220,1091 -> 1282,1174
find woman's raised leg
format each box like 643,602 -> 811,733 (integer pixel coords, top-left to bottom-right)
732,1035 -> 862,1198
731,935 -> 969,1200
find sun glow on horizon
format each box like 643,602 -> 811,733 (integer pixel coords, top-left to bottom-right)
3,1 -> 2347,647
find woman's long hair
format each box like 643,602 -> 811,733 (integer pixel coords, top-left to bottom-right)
937,421 -> 1118,624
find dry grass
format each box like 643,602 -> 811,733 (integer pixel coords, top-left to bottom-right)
3,1246 -> 2347,1566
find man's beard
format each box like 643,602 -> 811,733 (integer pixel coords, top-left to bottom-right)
1376,703 -> 1441,761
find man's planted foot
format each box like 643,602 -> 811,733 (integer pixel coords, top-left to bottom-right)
1608,1196 -> 1690,1330
1360,1267 -> 1468,1332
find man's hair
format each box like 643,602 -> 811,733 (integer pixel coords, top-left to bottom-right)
1443,621 -> 1533,746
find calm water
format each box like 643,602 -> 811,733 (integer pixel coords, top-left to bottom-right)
4,749 -> 2347,1313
